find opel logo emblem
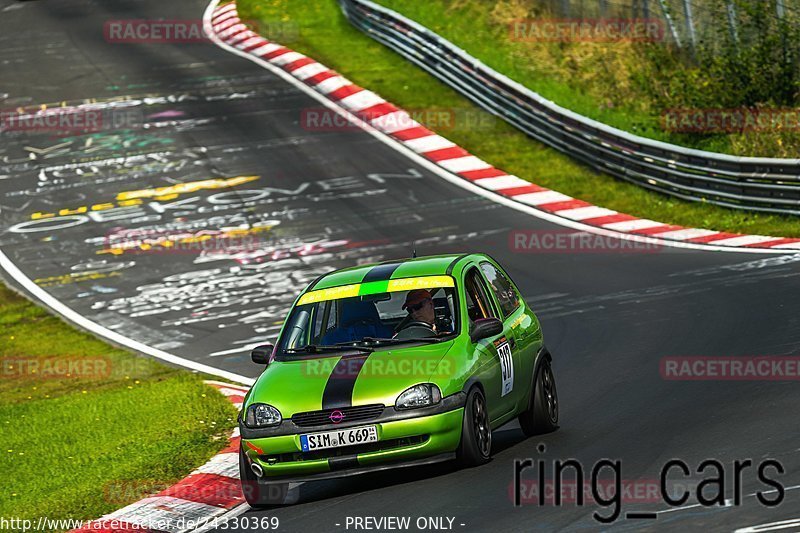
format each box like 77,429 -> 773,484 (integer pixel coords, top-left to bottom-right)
329,410 -> 345,424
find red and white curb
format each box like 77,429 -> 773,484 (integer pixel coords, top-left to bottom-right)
207,0 -> 800,253
70,381 -> 249,533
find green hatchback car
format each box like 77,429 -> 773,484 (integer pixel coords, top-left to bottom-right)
239,253 -> 558,505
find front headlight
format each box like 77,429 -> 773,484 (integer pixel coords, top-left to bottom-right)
245,403 -> 282,427
395,383 -> 442,410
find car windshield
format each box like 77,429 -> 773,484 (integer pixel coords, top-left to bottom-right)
277,281 -> 459,355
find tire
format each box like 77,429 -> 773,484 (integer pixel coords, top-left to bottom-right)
238,444 -> 290,507
456,387 -> 492,467
518,356 -> 559,437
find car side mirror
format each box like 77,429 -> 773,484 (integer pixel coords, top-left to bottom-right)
469,317 -> 503,343
251,344 -> 274,365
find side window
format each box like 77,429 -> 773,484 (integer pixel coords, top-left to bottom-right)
480,262 -> 520,318
464,267 -> 497,324
312,305 -> 323,340
312,300 -> 337,343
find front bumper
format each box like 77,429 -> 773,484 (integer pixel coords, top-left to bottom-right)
240,393 -> 465,482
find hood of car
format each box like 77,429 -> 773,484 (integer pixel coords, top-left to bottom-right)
246,341 -> 456,418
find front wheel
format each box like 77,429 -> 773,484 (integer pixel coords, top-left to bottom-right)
456,387 -> 492,467
518,357 -> 559,437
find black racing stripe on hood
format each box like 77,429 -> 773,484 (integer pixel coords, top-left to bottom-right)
361,262 -> 402,283
321,354 -> 370,409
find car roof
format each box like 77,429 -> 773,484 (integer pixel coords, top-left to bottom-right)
309,253 -> 485,291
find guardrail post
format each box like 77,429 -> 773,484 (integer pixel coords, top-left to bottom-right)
725,0 -> 739,48
682,0 -> 697,50
657,0 -> 682,47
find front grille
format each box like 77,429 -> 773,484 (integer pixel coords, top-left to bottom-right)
291,404 -> 385,427
262,435 -> 429,463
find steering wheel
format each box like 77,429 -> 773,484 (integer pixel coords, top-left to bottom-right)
394,320 -> 436,339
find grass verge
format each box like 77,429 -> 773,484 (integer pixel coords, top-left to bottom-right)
236,0 -> 800,237
0,282 -> 238,526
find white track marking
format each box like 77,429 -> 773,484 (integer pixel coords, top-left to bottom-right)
437,155 -> 492,173
314,75 -> 350,95
338,90 -> 385,112
555,205 -> 617,221
250,42 -> 281,56
473,175 -> 529,190
710,235 -> 783,247
736,518 -> 800,532
404,134 -> 456,153
602,218 -> 663,231
652,228 -> 720,240
270,51 -> 305,66
234,37 -> 264,50
513,190 -> 572,206
292,62 -> 328,80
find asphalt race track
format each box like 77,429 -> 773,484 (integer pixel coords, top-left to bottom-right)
2,1 -> 800,531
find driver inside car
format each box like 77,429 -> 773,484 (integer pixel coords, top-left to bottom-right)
398,289 -> 438,333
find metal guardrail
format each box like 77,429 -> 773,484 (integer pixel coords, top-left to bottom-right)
339,0 -> 800,216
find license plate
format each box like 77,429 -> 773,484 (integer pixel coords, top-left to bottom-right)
300,425 -> 378,452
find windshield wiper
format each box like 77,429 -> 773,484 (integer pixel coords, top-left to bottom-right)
356,337 -> 445,345
284,344 -> 374,354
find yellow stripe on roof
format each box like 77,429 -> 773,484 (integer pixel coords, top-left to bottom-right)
297,283 -> 360,305
387,275 -> 454,292
297,275 -> 454,305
